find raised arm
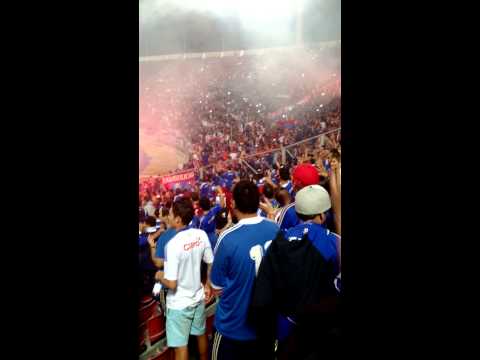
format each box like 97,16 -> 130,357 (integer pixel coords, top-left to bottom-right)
148,230 -> 165,269
329,159 -> 341,236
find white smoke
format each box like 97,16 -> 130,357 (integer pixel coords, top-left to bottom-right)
140,0 -> 299,30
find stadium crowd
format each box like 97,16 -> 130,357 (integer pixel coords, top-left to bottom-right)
140,46 -> 340,174
139,46 -> 341,360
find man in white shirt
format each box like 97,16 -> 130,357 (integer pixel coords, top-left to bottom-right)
155,198 -> 214,360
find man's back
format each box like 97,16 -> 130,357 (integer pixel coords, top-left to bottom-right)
164,228 -> 213,310
285,222 -> 339,266
211,216 -> 279,341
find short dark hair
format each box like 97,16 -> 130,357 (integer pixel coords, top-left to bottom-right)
330,149 -> 340,160
275,189 -> 291,207
161,207 -> 170,217
279,166 -> 290,181
145,216 -> 157,227
199,197 -> 212,211
154,208 -> 160,218
233,180 -> 259,214
263,183 -> 275,199
191,192 -> 200,202
172,198 -> 194,226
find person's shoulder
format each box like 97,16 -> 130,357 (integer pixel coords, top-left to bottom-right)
285,202 -> 296,212
323,228 -> 340,242
285,222 -> 307,239
165,231 -> 181,251
187,227 -> 208,239
215,222 -> 243,246
309,224 -> 334,237
161,228 -> 177,240
309,226 -> 339,257
260,217 -> 280,231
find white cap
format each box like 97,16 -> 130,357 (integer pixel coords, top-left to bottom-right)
295,185 -> 331,215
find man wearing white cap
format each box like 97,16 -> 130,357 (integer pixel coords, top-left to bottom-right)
285,184 -> 340,267
251,184 -> 340,360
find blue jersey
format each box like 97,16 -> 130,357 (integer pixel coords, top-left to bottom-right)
199,182 -> 210,199
276,203 -> 300,233
202,152 -> 209,165
212,175 -> 225,188
211,216 -> 280,341
207,232 -> 218,250
138,232 -> 149,247
285,222 -> 340,274
277,204 -> 334,233
154,228 -> 177,259
199,204 -> 222,235
323,159 -> 332,173
223,171 -> 236,190
280,180 -> 294,196
139,233 -> 156,272
189,215 -> 200,229
271,175 -> 279,186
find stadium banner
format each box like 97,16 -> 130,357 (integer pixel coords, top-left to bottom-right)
161,170 -> 196,187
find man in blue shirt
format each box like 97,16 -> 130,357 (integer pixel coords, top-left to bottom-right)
276,163 -> 320,233
147,208 -> 176,269
140,216 -> 161,296
198,189 -> 226,249
189,214 -> 200,229
207,180 -> 280,360
284,185 -> 340,273
278,166 -> 294,197
199,181 -> 211,200
222,167 -> 237,191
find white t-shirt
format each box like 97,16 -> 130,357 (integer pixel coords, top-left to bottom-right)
164,228 -> 214,310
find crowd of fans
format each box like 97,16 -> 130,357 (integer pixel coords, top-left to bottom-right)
139,45 -> 341,360
140,46 -> 340,175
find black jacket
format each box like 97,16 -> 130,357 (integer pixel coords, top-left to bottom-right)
250,230 -> 340,359
252,229 -> 338,317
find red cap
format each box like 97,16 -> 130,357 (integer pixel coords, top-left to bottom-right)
292,163 -> 319,189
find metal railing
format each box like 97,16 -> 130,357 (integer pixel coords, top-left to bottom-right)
139,127 -> 340,180
139,41 -> 341,63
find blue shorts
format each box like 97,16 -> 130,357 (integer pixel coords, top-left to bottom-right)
166,302 -> 206,347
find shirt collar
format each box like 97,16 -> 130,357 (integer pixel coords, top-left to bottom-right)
170,226 -> 190,234
238,216 -> 264,225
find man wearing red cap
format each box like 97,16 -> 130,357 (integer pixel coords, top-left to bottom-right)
275,163 -> 320,233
